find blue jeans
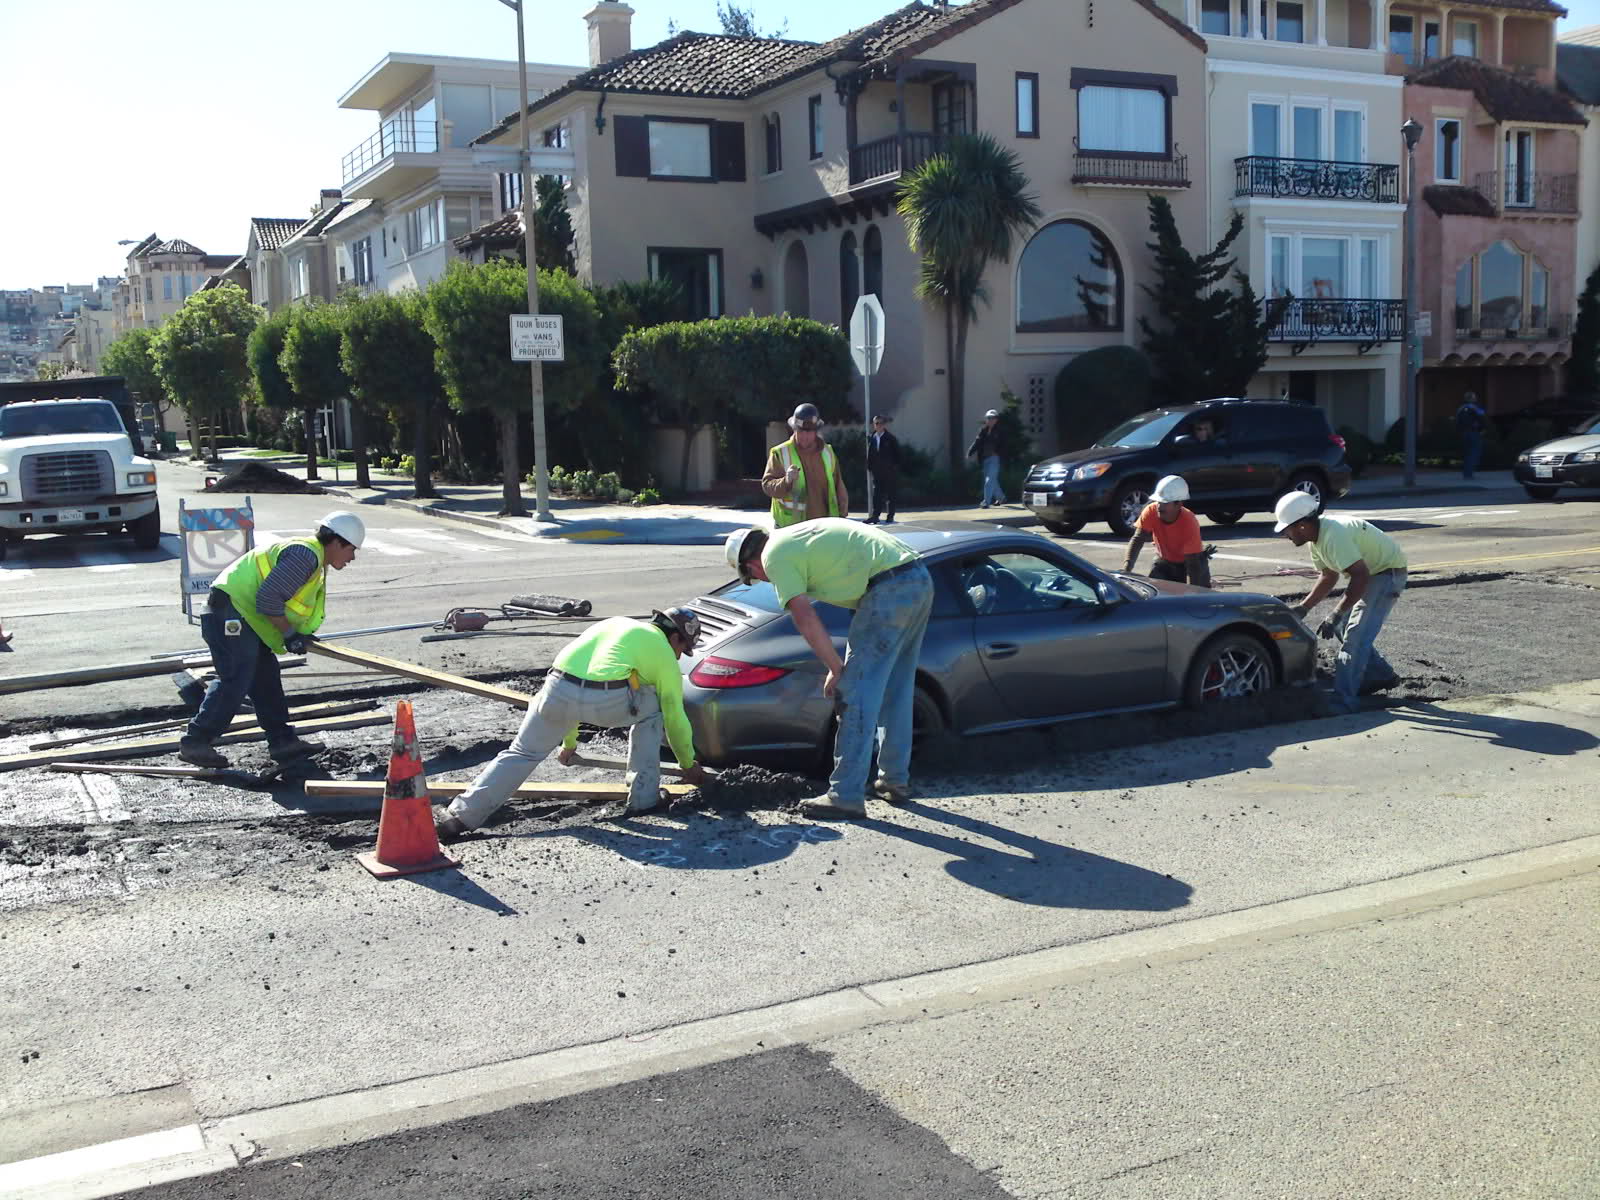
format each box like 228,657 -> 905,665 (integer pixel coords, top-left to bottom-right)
1461,430 -> 1483,478
829,565 -> 934,805
186,602 -> 292,744
981,455 -> 1004,506
1330,568 -> 1406,713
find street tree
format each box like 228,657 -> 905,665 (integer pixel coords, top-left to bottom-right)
341,290 -> 444,498
102,328 -> 171,429
153,284 -> 261,463
535,177 -> 577,275
423,260 -> 604,516
898,133 -> 1042,471
1139,195 -> 1276,405
667,1 -> 787,37
1568,261 -> 1600,395
279,302 -> 351,484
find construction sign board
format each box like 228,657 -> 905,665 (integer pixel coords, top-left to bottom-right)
178,497 -> 255,622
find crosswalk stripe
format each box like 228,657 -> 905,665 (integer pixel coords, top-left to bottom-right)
0,568 -> 35,582
396,529 -> 505,553
361,537 -> 422,557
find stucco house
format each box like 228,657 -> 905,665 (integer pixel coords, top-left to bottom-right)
474,0 -> 1211,466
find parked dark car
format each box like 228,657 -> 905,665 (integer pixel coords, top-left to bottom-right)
1514,414 -> 1600,499
676,523 -> 1316,766
1490,394 -> 1600,440
1021,398 -> 1353,538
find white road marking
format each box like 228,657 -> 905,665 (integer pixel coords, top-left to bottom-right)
1212,552 -> 1308,567
360,537 -> 422,557
395,529 -> 506,553
0,568 -> 36,582
0,1123 -> 206,1193
471,527 -> 540,542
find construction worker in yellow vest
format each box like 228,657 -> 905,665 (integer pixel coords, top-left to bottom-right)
762,402 -> 849,528
177,511 -> 365,770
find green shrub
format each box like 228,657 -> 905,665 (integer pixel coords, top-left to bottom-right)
1054,346 -> 1153,453
632,487 -> 662,506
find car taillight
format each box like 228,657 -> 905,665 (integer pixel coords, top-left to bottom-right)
1330,433 -> 1347,450
689,656 -> 791,689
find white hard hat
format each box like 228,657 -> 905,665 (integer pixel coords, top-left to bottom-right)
318,510 -> 366,548
1273,491 -> 1320,532
725,527 -> 764,578
1152,474 -> 1189,503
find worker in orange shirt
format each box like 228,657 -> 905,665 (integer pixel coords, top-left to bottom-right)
1122,475 -> 1212,587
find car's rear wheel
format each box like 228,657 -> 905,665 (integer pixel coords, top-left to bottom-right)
1107,480 -> 1152,538
1208,511 -> 1244,526
1284,471 -> 1327,512
1040,518 -> 1086,537
1184,632 -> 1277,708
814,683 -> 946,774
1523,484 -> 1559,500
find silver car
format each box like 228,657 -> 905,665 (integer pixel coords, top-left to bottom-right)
678,522 -> 1316,765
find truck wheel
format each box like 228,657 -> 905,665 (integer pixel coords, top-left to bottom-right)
130,506 -> 162,550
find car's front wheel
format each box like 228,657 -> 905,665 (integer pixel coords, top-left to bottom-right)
129,506 -> 162,551
1040,518 -> 1087,537
1207,511 -> 1244,526
1522,484 -> 1559,500
1107,480 -> 1152,538
1184,632 -> 1277,708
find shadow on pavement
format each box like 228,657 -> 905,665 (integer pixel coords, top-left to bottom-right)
405,866 -> 520,916
1388,701 -> 1600,754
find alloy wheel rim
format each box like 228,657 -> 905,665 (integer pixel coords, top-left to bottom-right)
1294,479 -> 1323,503
1121,489 -> 1150,527
1200,646 -> 1271,701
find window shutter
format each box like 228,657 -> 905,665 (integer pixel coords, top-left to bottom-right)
714,121 -> 746,182
614,116 -> 649,177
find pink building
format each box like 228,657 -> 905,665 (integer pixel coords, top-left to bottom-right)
1393,1 -> 1584,432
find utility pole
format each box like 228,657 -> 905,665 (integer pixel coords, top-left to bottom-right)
1401,118 -> 1422,489
501,0 -> 551,520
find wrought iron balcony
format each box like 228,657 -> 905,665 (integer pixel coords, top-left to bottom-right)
1235,156 -> 1400,204
1266,298 -> 1405,354
1072,145 -> 1188,188
1472,170 -> 1577,215
847,132 -> 952,186
342,120 -> 441,189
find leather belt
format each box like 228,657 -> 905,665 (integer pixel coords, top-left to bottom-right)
867,559 -> 923,589
549,669 -> 631,690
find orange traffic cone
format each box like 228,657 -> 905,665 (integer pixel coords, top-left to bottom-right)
356,700 -> 460,879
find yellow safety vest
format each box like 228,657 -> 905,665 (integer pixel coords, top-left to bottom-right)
215,537 -> 327,654
769,439 -> 841,529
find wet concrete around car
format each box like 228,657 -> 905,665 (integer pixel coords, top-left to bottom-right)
2,564 -> 1596,909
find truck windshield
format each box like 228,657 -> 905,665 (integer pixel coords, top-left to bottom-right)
0,403 -> 126,438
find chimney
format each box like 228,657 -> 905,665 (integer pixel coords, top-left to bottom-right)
318,188 -> 343,213
585,1 -> 634,68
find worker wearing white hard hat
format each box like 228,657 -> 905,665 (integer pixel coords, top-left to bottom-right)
176,510 -> 366,770
1274,490 -> 1409,713
1122,475 -> 1212,587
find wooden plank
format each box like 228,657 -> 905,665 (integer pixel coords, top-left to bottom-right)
307,641 -> 534,707
571,754 -> 690,779
0,655 -> 305,696
28,700 -> 377,751
0,711 -> 390,773
303,778 -> 696,800
49,763 -> 226,779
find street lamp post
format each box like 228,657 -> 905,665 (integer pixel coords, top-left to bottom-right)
498,0 -> 551,521
1401,117 -> 1423,489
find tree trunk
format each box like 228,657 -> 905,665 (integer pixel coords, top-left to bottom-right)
945,304 -> 964,474
412,395 -> 439,499
679,424 -> 699,494
498,408 -> 527,516
207,413 -> 219,466
303,406 -> 319,481
186,411 -> 202,461
351,403 -> 370,489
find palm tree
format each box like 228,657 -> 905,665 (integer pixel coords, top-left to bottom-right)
898,133 -> 1042,471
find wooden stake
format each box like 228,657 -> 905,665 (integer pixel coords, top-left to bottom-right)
306,641 -> 534,707
302,778 -> 694,801
27,699 -> 377,751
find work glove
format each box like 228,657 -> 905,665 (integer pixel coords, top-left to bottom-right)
1316,616 -> 1342,641
283,631 -> 318,655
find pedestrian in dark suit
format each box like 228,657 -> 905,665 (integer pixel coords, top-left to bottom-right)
865,414 -> 900,524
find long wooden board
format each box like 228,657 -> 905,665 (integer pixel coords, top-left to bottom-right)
28,699 -> 377,751
571,754 -> 690,779
306,641 -> 534,707
0,711 -> 390,773
0,655 -> 305,696
303,779 -> 695,800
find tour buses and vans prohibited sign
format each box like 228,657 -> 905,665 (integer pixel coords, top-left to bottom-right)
510,314 -> 565,362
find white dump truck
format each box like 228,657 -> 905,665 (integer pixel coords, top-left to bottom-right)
0,397 -> 160,560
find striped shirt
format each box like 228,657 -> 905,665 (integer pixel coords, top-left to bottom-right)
255,544 -> 320,617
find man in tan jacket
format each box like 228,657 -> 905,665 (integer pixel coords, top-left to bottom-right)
762,403 -> 849,528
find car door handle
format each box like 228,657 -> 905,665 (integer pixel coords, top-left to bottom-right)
984,643 -> 1019,659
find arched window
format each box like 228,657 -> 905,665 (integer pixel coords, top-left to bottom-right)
764,113 -> 782,175
839,232 -> 859,324
862,225 -> 883,301
783,240 -> 810,318
1016,220 -> 1122,333
1479,240 -> 1524,331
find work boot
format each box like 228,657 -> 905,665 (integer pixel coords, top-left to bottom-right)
267,736 -> 323,764
177,738 -> 230,770
1359,674 -> 1402,697
800,793 -> 867,821
434,813 -> 470,842
871,778 -> 912,806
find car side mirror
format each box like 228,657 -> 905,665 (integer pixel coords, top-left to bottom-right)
1096,580 -> 1124,607
1173,435 -> 1196,451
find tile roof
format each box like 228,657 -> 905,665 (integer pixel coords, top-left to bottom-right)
202,254 -> 238,270
1562,23 -> 1600,46
453,211 -> 524,253
1470,0 -> 1565,11
1407,55 -> 1586,124
1424,184 -> 1497,218
152,239 -> 205,255
474,0 -> 1203,144
250,217 -> 307,251
1557,41 -> 1600,104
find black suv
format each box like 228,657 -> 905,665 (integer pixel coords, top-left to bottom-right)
1022,399 -> 1353,538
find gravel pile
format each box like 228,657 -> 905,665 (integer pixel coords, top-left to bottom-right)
206,461 -> 326,495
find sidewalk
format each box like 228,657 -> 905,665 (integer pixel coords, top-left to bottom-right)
189,451 -> 1525,545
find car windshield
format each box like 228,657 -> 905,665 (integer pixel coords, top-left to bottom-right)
1094,410 -> 1186,448
1581,414 -> 1600,436
0,402 -> 125,438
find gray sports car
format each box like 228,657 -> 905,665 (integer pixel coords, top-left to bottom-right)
678,522 -> 1315,765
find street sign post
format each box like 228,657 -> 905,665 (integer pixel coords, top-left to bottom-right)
1416,311 -> 1432,339
849,294 -> 886,518
510,314 -> 565,363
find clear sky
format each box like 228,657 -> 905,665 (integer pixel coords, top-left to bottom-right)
3,0 -> 1600,291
